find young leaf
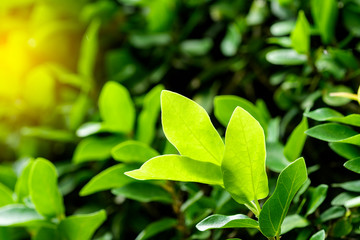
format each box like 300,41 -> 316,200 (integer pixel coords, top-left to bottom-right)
0,204 -> 48,227
259,158 -> 307,238
306,184 -> 328,216
305,123 -> 360,146
309,229 -> 325,240
311,0 -> 337,44
80,163 -> 138,196
73,136 -> 125,163
344,157 -> 360,174
284,117 -> 308,161
111,140 -> 159,163
59,210 -> 106,240
222,107 -> 268,204
290,11 -> 310,54
135,218 -> 177,240
161,91 -> 224,165
29,158 -> 64,219
125,155 -> 223,186
99,81 -> 135,134
136,85 -> 164,144
305,108 -> 360,127
111,182 -> 172,203
196,214 -> 259,231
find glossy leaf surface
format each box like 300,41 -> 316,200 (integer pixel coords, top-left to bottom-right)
344,157 -> 360,173
196,214 -> 259,231
222,107 -> 268,204
259,158 -> 307,238
305,108 -> 360,127
309,229 -> 325,240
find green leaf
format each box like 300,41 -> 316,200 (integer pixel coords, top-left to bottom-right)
196,214 -> 259,231
0,204 -> 49,227
161,91 -> 224,165
305,123 -> 360,146
80,163 -> 138,196
305,108 -> 360,127
214,95 -> 267,131
319,206 -> 345,222
266,49 -> 307,65
21,127 -> 74,142
259,158 -> 307,238
221,23 -> 242,57
290,11 -> 310,54
135,218 -> 177,240
0,183 -> 14,207
112,182 -> 172,203
284,117 -> 308,161
59,210 -> 106,240
311,0 -> 337,44
270,21 -> 295,36
29,158 -> 64,219
331,219 -> 352,237
266,142 -> 290,173
329,143 -> 360,160
306,184 -> 328,216
111,140 -> 159,163
0,166 -> 17,190
344,195 -> 360,208
15,160 -> 34,203
344,157 -> 360,174
309,229 -> 325,240
78,19 -> 101,79
222,107 -> 268,204
180,38 -> 213,56
331,192 -> 357,206
135,85 -> 164,144
333,180 -> 360,192
33,228 -> 60,240
125,155 -> 223,186
322,85 -> 353,106
99,81 -> 135,134
280,214 -> 309,235
73,136 -> 124,163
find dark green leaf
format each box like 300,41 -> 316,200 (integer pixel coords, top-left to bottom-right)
344,157 -> 360,173
333,180 -> 360,192
329,143 -> 360,159
280,214 -> 309,235
319,206 -> 345,222
306,184 -> 328,216
305,108 -> 360,127
135,218 -> 177,240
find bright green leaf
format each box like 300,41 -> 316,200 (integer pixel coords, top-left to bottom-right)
222,107 -> 268,204
329,143 -> 360,160
80,163 -> 138,196
111,140 -> 159,163
311,0 -> 337,44
344,195 -> 360,208
280,214 -> 309,235
196,214 -> 259,231
259,158 -> 307,238
135,85 -> 164,144
0,183 -> 14,207
29,158 -> 64,219
125,155 -> 223,186
284,117 -> 308,161
290,11 -> 310,54
161,90 -> 224,165
59,210 -> 106,240
99,81 -> 135,134
15,160 -> 34,203
112,182 -> 172,203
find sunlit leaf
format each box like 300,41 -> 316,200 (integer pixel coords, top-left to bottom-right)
196,214 -> 259,231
